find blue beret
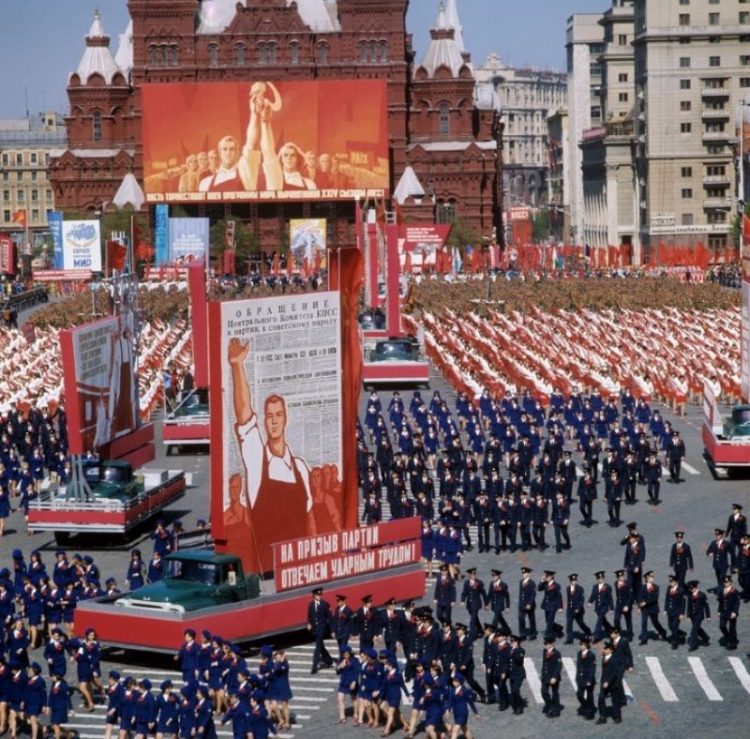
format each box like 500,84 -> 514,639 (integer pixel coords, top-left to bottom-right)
140,678 -> 152,690
109,671 -> 121,680
260,645 -> 273,658
160,679 -> 173,690
12,549 -> 22,559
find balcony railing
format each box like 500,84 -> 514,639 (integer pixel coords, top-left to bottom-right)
702,175 -> 731,186
703,197 -> 733,209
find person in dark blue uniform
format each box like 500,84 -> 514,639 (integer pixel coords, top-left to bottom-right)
433,565 -> 456,626
43,629 -> 67,678
508,634 -> 526,715
126,549 -> 145,592
613,569 -> 634,639
637,571 -> 667,644
517,568 -> 537,641
577,468 -> 597,528
718,575 -> 740,650
706,528 -> 731,594
454,622 -> 486,703
175,629 -> 201,682
538,571 -> 563,640
378,598 -> 404,655
331,593 -> 354,656
565,573 -> 591,644
134,678 -> 157,739
575,637 -> 596,720
23,661 -> 46,739
666,431 -> 685,483
588,571 -> 614,642
448,673 -> 479,739
551,492 -> 571,553
644,453 -> 661,505
540,636 -> 562,718
487,570 -> 511,634
596,642 -> 624,724
335,644 -> 360,724
355,595 -> 380,651
669,531 -> 694,587
47,670 -> 73,739
685,580 -> 711,651
104,670 -> 123,739
306,587 -> 333,673
664,575 -> 686,650
460,568 -> 487,641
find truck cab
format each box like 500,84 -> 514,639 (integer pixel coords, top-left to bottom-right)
114,550 -> 261,613
77,460 -> 141,502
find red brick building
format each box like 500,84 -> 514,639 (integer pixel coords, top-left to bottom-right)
50,0 -> 501,250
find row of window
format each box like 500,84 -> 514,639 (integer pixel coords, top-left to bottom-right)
1,209 -> 50,224
2,190 -> 52,202
1,171 -> 47,183
0,152 -> 49,166
679,12 -> 750,25
679,165 -> 728,178
679,55 -> 750,67
678,77 -> 750,88
680,0 -> 749,4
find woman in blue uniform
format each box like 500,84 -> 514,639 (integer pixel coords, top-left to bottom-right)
246,694 -> 277,739
22,576 -> 44,650
381,657 -> 408,737
104,670 -> 122,739
7,616 -> 30,669
22,662 -> 46,739
46,671 -> 72,739
125,550 -> 145,592
7,665 -> 27,738
0,479 -> 11,538
357,648 -> 383,728
119,675 -> 141,738
448,673 -> 479,739
268,649 -> 292,730
155,679 -> 179,739
419,674 -> 444,739
134,678 -> 157,739
336,645 -> 360,725
206,636 -> 225,715
220,693 -> 250,739
194,685 -> 216,739
73,628 -> 100,711
177,686 -> 197,739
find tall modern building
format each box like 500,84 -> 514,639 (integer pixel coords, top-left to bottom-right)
0,113 -> 66,244
49,0 -> 501,250
633,0 -> 750,258
474,54 -> 566,208
579,0 -> 637,257
565,13 -> 605,244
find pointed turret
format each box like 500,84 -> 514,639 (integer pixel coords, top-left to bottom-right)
419,2 -> 467,78
72,10 -> 122,85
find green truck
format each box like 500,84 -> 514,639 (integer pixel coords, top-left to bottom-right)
114,550 -> 261,613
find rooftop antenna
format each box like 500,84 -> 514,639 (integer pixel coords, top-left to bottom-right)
24,87 -> 29,118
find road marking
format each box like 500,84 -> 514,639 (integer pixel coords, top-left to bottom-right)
562,656 -> 577,687
681,462 -> 700,476
645,656 -> 678,702
728,656 -> 750,694
661,466 -> 671,477
293,676 -> 340,684
524,658 -> 543,704
623,678 -> 634,701
688,657 -> 722,700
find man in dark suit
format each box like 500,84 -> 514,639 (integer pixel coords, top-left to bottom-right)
356,594 -> 380,650
718,575 -> 740,650
685,580 -> 711,651
613,569 -> 634,638
637,571 -> 668,645
664,575 -> 686,650
669,531 -> 694,587
565,573 -> 591,644
666,430 -> 685,483
596,641 -> 624,724
540,636 -> 563,717
377,597 -> 404,654
307,587 -> 333,673
575,637 -> 597,720
518,567 -> 537,641
487,569 -> 511,634
538,570 -> 563,640
588,571 -> 614,642
433,564 -> 457,626
330,593 -> 354,655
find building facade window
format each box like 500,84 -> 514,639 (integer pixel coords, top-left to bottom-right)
680,101 -> 691,111
680,79 -> 691,89
681,214 -> 693,225
679,14 -> 690,25
208,44 -> 219,67
709,56 -> 721,67
679,56 -> 691,67
438,102 -> 450,135
681,167 -> 692,177
92,110 -> 102,142
436,200 -> 456,224
708,13 -> 720,25
317,43 -> 329,64
680,122 -> 691,133
681,188 -> 692,198
289,42 -> 300,65
235,44 -> 245,66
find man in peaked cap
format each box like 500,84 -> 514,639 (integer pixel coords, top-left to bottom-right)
306,587 -> 332,674
669,531 -> 694,588
565,573 -> 591,645
684,580 -> 711,651
518,567 -> 537,641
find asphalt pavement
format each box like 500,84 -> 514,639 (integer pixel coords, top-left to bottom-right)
1,363 -> 749,739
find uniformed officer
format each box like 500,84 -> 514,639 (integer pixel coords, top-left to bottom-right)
356,595 -> 380,650
577,468 -> 597,528
738,533 -> 750,602
666,430 -> 685,483
330,593 -> 353,655
552,491 -> 571,553
492,631 -> 513,712
307,588 -> 333,673
588,571 -> 614,642
685,580 -> 711,651
518,568 -> 537,641
538,571 -> 563,640
454,622 -> 486,703
508,635 -> 527,715
726,503 -> 747,570
637,571 -> 668,645
706,528 -> 731,594
669,531 -> 694,587
596,642 -> 624,724
378,598 -> 404,655
487,569 -> 511,634
433,564 -> 457,626
540,636 -> 562,718
623,532 -> 646,597
565,573 -> 591,644
718,575 -> 740,650
664,574 -> 686,650
613,570 -> 634,639
644,453 -> 661,505
575,637 -> 597,721
461,568 -> 487,641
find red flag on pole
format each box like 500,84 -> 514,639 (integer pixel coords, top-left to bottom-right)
743,214 -> 750,244
272,252 -> 280,276
286,251 -> 294,276
11,210 -> 26,227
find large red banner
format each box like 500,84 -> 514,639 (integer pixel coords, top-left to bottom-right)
141,81 -> 389,204
60,315 -> 139,455
209,288 -> 360,574
0,236 -> 16,275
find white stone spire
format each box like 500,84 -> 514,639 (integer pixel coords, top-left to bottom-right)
72,10 -> 122,85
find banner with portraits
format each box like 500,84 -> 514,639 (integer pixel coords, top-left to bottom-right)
142,81 -> 389,204
209,291 -> 356,573
60,314 -> 139,455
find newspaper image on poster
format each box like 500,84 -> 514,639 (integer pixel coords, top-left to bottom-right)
60,313 -> 139,455
215,291 -> 343,572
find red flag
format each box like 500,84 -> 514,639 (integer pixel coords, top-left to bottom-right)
404,250 -> 412,274
11,210 -> 26,227
107,240 -> 127,272
286,251 -> 294,276
223,250 -> 235,275
314,249 -> 322,273
743,214 -> 750,244
272,252 -> 280,276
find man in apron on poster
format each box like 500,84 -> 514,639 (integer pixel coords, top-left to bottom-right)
228,338 -> 317,567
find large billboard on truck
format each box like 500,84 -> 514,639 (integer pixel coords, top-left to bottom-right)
208,291 -> 360,573
141,81 -> 390,205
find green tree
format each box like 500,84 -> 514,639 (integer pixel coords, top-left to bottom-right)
731,202 -> 750,248
532,209 -> 550,244
447,217 -> 479,250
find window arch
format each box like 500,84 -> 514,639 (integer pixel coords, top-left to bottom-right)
438,102 -> 450,135
149,45 -> 159,65
436,199 -> 457,224
171,45 -> 179,66
317,43 -> 329,64
92,110 -> 102,142
289,41 -> 300,65
235,43 -> 246,66
358,40 -> 368,63
208,43 -> 219,67
378,41 -> 388,63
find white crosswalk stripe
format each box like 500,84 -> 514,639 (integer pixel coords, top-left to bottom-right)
681,461 -> 700,475
561,656 -> 578,688
688,656 -> 723,700
728,657 -> 750,695
523,658 -> 544,704
645,656 -> 679,702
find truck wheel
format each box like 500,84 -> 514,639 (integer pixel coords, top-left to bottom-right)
55,532 -> 71,545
